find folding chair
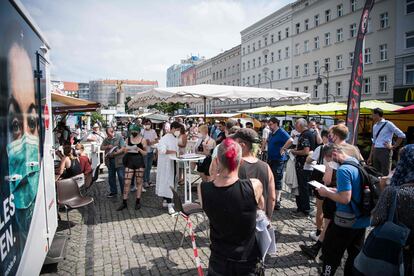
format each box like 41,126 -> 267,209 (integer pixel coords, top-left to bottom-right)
56,178 -> 94,235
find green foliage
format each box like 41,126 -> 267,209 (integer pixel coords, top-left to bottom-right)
148,102 -> 186,114
91,111 -> 105,127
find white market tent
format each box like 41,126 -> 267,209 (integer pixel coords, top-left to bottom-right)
128,84 -> 310,118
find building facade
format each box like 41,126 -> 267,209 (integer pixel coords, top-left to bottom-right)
51,80 -> 80,98
89,80 -> 158,107
211,44 -> 241,86
394,0 -> 414,105
166,55 -> 204,87
78,82 -> 90,100
195,59 -> 212,84
291,0 -> 395,104
240,0 -> 397,107
181,66 -> 196,86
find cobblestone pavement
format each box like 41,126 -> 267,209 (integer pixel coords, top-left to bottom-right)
41,170 -> 345,276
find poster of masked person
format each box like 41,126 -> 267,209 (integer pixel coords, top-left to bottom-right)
0,3 -> 52,275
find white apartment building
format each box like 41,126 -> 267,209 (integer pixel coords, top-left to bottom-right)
195,59 -> 212,85
240,0 -> 396,107
291,0 -> 395,103
394,0 -> 414,105
193,59 -> 213,113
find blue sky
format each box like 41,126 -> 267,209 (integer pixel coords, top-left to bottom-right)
22,0 -> 292,87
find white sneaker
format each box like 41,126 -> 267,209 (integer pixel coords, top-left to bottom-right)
167,204 -> 175,215
142,187 -> 147,193
309,231 -> 320,242
130,186 -> 137,192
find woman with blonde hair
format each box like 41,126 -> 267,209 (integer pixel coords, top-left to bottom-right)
196,124 -> 216,182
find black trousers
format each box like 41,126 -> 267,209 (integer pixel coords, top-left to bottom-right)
208,253 -> 258,276
295,165 -> 312,213
321,222 -> 366,276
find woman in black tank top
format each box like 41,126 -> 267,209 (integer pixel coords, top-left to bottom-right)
117,124 -> 147,211
198,138 -> 264,275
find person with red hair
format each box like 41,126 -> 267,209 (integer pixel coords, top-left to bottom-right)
198,138 -> 264,275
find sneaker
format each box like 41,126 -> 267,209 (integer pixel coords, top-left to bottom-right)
309,231 -> 320,242
162,200 -> 168,208
167,204 -> 175,215
106,192 -> 117,198
142,187 -> 147,193
130,186 -> 137,192
299,242 -> 321,259
143,182 -> 150,188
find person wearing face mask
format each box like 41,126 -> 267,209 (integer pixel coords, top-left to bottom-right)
156,121 -> 181,214
141,119 -> 158,188
75,143 -> 93,187
117,124 -> 147,211
196,125 -> 216,182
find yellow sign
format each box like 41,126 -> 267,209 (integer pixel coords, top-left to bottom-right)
406,88 -> 414,102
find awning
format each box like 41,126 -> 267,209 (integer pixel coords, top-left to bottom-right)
52,92 -> 100,114
128,84 -> 310,110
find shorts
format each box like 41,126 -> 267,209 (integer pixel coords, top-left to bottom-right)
322,197 -> 336,220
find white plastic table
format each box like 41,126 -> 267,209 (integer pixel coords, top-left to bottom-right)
169,154 -> 206,203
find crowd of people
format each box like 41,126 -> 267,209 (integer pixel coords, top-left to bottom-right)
54,108 -> 413,275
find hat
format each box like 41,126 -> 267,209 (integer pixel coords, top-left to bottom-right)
129,124 -> 141,132
92,123 -> 100,128
230,128 -> 260,144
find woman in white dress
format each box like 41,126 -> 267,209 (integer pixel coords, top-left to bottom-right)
156,121 -> 182,214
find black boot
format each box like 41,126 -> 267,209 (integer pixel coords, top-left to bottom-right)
117,200 -> 127,211
135,198 -> 141,210
300,240 -> 322,259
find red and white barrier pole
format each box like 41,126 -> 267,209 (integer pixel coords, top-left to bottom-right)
186,217 -> 204,276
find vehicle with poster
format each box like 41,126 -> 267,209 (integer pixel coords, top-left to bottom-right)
0,1 -> 58,275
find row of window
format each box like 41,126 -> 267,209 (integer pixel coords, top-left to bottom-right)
242,2 -> 390,56
212,64 -> 240,81
291,75 -> 389,99
242,44 -> 388,75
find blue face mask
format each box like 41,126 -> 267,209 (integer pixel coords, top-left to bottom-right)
6,134 -> 40,209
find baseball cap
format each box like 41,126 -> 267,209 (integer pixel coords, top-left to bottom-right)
230,128 -> 260,144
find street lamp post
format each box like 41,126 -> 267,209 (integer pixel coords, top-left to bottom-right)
316,65 -> 330,103
245,81 -> 253,108
258,76 -> 273,106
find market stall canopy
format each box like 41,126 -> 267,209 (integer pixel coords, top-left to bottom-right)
395,104 -> 414,114
238,106 -> 272,114
137,113 -> 169,123
52,92 -> 100,114
185,113 -> 261,128
128,84 -> 310,109
186,113 -> 243,119
360,100 -> 403,114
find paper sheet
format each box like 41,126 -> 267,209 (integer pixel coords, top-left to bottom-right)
308,180 -> 325,189
311,164 -> 326,173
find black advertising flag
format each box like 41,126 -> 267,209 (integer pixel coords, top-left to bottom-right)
346,0 -> 375,145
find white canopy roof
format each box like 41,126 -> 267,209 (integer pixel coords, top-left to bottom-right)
128,84 -> 310,108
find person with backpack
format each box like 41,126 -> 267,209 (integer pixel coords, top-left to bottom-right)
367,108 -> 406,176
316,143 -> 370,276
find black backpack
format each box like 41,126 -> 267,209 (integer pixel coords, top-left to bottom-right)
342,160 -> 382,217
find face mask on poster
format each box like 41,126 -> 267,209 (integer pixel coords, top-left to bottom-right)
6,133 -> 40,209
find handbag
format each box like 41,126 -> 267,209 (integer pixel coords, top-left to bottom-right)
334,211 -> 356,228
354,190 -> 411,276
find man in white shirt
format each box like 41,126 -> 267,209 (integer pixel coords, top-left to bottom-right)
260,119 -> 271,161
368,108 -> 406,176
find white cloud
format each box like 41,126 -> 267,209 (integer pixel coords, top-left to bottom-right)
21,0 -> 293,86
